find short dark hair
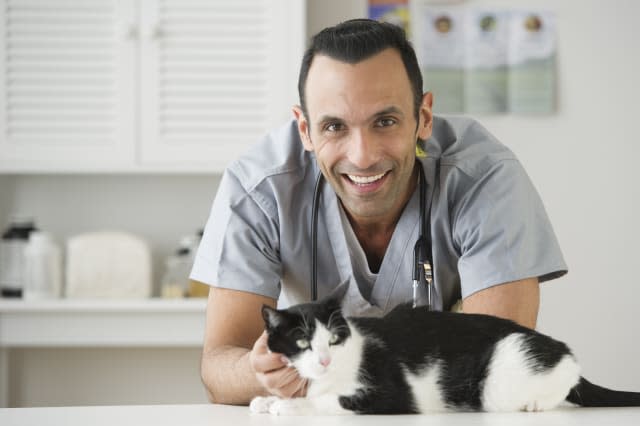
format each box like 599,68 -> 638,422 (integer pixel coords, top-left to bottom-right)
298,19 -> 423,121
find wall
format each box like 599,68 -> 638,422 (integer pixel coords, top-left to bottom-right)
1,0 -> 639,407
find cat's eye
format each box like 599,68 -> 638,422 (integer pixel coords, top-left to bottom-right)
329,334 -> 339,345
296,339 -> 310,349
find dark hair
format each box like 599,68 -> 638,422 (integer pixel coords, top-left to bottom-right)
298,19 -> 423,121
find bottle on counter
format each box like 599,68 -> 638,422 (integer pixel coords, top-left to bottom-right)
161,232 -> 204,298
161,244 -> 192,299
0,216 -> 38,298
23,231 -> 62,299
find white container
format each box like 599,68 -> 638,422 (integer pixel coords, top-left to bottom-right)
23,231 -> 62,299
65,231 -> 151,299
161,235 -> 198,299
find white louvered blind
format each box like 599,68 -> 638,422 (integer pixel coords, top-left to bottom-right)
0,0 -> 135,170
0,0 -> 303,172
139,0 -> 303,169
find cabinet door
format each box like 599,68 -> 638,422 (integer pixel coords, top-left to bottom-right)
138,0 -> 305,172
0,0 -> 136,172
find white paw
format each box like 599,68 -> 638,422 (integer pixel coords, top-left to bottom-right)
268,398 -> 312,416
523,401 -> 544,412
249,396 -> 280,414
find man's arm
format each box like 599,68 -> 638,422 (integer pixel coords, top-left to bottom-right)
461,277 -> 540,329
199,283 -> 306,405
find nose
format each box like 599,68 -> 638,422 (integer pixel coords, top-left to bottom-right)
346,128 -> 377,170
319,356 -> 331,367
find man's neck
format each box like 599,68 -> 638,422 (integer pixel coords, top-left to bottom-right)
344,165 -> 419,232
341,167 -> 419,272
347,215 -> 396,273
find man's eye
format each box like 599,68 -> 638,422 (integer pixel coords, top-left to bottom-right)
325,123 -> 345,132
296,339 -> 310,349
375,117 -> 397,127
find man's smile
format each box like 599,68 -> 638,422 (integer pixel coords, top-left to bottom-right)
341,170 -> 391,193
346,171 -> 387,184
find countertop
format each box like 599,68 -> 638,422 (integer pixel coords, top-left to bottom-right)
0,298 -> 207,347
1,404 -> 640,426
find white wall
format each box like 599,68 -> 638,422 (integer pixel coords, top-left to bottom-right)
473,0 -> 640,392
307,0 -> 640,391
2,0 -> 639,407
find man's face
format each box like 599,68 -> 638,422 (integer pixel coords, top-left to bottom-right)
294,48 -> 433,225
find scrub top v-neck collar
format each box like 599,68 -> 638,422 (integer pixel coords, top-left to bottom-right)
321,169 -> 425,317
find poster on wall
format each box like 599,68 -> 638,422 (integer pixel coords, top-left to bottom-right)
407,2 -> 557,114
507,10 -> 557,113
368,0 -> 410,35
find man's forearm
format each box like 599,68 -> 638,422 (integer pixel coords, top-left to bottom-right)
201,345 -> 268,405
462,278 -> 540,329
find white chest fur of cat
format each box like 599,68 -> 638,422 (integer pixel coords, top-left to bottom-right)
250,286 -> 640,415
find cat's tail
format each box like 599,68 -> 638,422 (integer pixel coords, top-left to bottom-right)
566,377 -> 640,407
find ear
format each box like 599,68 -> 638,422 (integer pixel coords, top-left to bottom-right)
261,305 -> 284,330
292,105 -> 314,152
416,92 -> 434,141
322,280 -> 350,310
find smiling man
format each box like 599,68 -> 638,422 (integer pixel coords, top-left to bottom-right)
293,48 -> 430,274
192,19 -> 567,405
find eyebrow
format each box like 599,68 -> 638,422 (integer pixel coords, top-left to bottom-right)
316,106 -> 405,127
372,106 -> 405,118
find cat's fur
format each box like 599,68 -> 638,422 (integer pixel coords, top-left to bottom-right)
250,283 -> 640,415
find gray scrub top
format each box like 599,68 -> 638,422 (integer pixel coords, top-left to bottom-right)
191,115 -> 567,317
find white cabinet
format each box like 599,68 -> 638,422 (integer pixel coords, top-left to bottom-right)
0,0 -> 305,173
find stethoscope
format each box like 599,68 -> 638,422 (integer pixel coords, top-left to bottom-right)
310,159 -> 439,310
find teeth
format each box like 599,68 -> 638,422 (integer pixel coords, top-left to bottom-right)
347,172 -> 386,184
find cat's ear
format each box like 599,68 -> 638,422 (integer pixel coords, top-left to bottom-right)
261,305 -> 285,330
323,280 -> 350,309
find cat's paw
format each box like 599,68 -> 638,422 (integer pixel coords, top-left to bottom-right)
268,398 -> 312,416
249,396 -> 280,414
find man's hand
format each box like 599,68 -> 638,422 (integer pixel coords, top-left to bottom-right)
249,331 -> 308,398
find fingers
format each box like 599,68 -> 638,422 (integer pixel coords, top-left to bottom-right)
292,378 -> 309,398
259,367 -> 307,398
249,331 -> 307,398
250,331 -> 288,373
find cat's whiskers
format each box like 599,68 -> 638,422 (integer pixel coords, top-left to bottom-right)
290,325 -> 310,337
327,310 -> 341,330
300,313 -> 312,335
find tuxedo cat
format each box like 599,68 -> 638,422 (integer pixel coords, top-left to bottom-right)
250,283 -> 640,415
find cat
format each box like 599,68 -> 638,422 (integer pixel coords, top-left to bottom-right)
250,283 -> 640,415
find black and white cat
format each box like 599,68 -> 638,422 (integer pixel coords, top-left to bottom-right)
250,283 -> 640,415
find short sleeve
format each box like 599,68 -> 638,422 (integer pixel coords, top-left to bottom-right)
190,170 -> 282,300
453,159 -> 567,299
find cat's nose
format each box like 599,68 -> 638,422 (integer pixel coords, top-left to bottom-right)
319,356 -> 331,367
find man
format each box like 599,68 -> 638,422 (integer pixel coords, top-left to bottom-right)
191,19 -> 566,405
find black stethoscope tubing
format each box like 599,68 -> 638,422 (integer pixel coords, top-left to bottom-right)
310,160 -> 438,308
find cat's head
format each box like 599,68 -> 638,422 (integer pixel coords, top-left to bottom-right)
261,282 -> 351,380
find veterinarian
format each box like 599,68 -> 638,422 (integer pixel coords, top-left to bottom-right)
191,19 -> 567,405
